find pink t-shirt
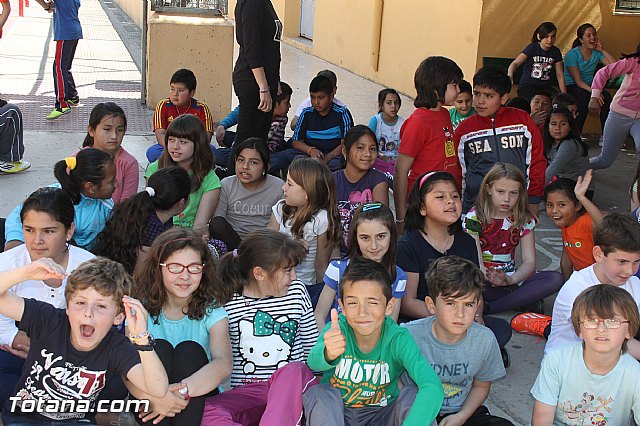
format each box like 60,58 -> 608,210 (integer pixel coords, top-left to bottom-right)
112,148 -> 139,204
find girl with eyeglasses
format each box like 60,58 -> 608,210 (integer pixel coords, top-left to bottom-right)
130,227 -> 232,425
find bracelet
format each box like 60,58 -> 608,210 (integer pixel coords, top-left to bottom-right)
259,87 -> 270,93
178,383 -> 191,400
129,330 -> 150,341
307,147 -> 315,155
395,219 -> 404,223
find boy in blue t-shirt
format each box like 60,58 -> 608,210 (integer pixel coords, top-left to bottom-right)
291,75 -> 354,171
531,285 -> 640,425
35,0 -> 82,120
403,256 -> 512,426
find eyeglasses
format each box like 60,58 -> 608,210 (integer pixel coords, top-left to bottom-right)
160,263 -> 206,274
580,318 -> 630,329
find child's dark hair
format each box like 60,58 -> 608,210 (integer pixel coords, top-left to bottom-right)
377,88 -> 401,112
621,42 -> 640,62
134,227 -> 229,321
572,23 -> 596,48
426,256 -> 483,302
159,114 -> 213,192
66,257 -> 132,315
171,68 -> 197,92
543,106 -> 586,157
572,284 -> 640,352
347,203 -> 397,282
82,102 -> 127,147
20,187 -> 75,230
473,66 -> 512,97
275,81 -> 293,104
506,97 -> 531,114
309,75 -> 333,95
94,167 -> 191,273
53,148 -> 114,204
531,89 -> 553,103
228,137 -> 270,178
594,213 -> 640,255
405,171 -> 461,234
414,56 -> 463,109
552,92 -> 578,110
343,125 -> 377,158
340,256 -> 392,302
317,69 -> 338,88
219,229 -> 307,294
457,80 -> 472,96
544,177 -> 585,215
531,21 -> 557,43
283,157 -> 342,246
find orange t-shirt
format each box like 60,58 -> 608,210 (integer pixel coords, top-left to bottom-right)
561,213 -> 595,271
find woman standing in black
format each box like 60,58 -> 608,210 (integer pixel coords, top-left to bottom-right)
233,0 -> 282,145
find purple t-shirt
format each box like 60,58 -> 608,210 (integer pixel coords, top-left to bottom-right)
519,42 -> 563,87
333,168 -> 387,249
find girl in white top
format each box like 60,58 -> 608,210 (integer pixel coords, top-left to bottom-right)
0,187 -> 94,407
269,157 -> 341,297
368,88 -> 405,177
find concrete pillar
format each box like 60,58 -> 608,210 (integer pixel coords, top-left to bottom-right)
146,13 -> 234,121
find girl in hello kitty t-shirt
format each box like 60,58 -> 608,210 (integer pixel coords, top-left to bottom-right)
202,229 -> 318,426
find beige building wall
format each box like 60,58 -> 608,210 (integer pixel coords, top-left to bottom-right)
476,0 -> 640,67
112,0 -> 145,29
146,13 -> 234,120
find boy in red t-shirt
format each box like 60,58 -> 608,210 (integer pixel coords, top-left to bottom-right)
146,69 -> 214,162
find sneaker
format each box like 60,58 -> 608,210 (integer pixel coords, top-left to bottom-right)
66,96 -> 80,107
511,312 -> 551,337
598,135 -> 604,147
46,107 -> 71,120
0,160 -> 31,174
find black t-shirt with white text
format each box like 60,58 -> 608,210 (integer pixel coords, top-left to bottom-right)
6,298 -> 140,422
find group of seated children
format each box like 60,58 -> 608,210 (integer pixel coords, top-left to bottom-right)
2,23 -> 640,425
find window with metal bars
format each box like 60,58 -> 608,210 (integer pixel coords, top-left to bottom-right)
151,0 -> 227,15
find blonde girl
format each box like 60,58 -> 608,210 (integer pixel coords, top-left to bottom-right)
269,157 -> 341,304
463,163 -> 563,314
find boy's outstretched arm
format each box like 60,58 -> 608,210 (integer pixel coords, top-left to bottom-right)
575,170 -> 604,226
123,296 -> 169,398
0,258 -> 66,322
439,380 -> 490,426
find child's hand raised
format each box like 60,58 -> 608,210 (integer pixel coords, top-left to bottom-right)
324,309 -> 346,363
123,296 -> 149,337
23,258 -> 66,282
575,170 -> 592,200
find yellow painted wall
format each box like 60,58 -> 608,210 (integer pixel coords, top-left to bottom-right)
310,0 -> 482,96
146,13 -> 234,119
113,0 -> 145,29
476,0 -> 640,66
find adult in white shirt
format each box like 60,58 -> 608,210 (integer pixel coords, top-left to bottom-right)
0,187 -> 94,407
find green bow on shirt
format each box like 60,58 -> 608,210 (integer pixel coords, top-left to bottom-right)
253,310 -> 298,346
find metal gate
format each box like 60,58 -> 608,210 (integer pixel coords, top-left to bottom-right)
300,0 -> 315,40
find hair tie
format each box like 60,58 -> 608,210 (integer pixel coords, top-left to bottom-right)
419,171 -> 438,190
65,157 -> 77,175
547,175 -> 559,186
233,249 -> 239,258
145,187 -> 156,197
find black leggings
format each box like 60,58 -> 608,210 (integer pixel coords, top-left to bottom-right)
233,79 -> 274,145
208,217 -> 242,251
136,340 -> 215,426
566,84 -> 611,134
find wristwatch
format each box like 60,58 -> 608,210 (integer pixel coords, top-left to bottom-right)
178,383 -> 190,400
131,333 -> 156,351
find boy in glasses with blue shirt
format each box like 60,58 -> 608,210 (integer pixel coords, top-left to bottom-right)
532,285 -> 640,425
